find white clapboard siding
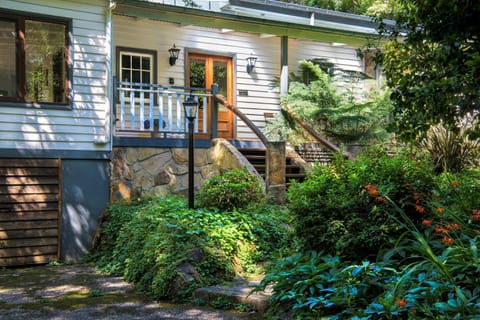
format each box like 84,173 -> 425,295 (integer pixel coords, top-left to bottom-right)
114,16 -> 283,140
114,14 -> 368,141
289,38 -> 363,72
289,38 -> 367,97
0,0 -> 110,151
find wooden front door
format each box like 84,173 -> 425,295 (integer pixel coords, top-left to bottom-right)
188,54 -> 234,139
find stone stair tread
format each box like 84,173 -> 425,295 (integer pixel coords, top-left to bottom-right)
194,280 -> 272,312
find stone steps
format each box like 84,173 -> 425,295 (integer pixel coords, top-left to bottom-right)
194,277 -> 272,314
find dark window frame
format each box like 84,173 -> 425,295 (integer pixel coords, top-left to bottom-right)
116,47 -> 158,85
0,10 -> 71,109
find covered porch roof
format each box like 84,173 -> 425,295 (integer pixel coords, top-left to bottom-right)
113,0 -> 386,46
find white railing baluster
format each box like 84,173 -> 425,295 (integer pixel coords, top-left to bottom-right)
139,91 -> 145,130
167,93 -> 173,131
159,91 -> 164,133
176,94 -> 182,132
149,90 -> 154,132
116,82 -> 212,136
130,89 -> 135,129
120,87 -> 125,130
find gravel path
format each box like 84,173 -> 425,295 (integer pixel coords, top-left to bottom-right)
0,264 -> 255,320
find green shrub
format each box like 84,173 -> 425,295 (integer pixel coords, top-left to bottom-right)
90,196 -> 290,301
287,149 -> 436,262
196,167 -> 264,211
260,200 -> 480,319
420,120 -> 480,172
266,60 -> 392,145
260,162 -> 480,319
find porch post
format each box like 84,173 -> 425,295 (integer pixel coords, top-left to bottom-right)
211,83 -> 219,139
266,141 -> 286,204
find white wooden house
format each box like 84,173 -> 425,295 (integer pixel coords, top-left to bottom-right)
0,0 -> 381,265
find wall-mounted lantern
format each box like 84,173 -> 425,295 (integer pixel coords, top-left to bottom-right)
246,55 -> 257,73
168,44 -> 181,66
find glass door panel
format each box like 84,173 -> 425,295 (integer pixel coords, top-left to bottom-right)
188,54 -> 233,139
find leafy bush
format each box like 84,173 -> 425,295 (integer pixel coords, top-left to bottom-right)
90,196 -> 290,301
258,156 -> 480,319
287,149 -> 436,262
260,176 -> 480,319
420,118 -> 480,172
266,60 -> 392,145
196,167 -> 264,211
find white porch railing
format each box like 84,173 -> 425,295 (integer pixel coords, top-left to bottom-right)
115,80 -> 212,136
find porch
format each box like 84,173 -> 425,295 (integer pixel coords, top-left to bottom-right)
113,78 -> 220,144
112,79 -> 291,203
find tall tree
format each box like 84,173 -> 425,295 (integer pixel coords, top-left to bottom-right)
379,0 -> 480,141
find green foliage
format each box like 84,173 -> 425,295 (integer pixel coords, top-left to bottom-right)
420,118 -> 480,172
259,252 -> 409,319
433,170 -> 480,215
378,0 -> 480,141
322,88 -> 393,143
196,168 -> 264,211
90,196 -> 290,301
287,149 -> 436,262
268,60 -> 392,146
261,165 -> 480,319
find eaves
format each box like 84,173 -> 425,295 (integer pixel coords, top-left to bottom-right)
114,0 -> 383,46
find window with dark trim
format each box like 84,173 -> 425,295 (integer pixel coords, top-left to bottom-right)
117,48 -> 156,86
0,12 -> 69,105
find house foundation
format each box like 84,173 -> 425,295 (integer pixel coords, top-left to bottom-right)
111,139 -> 265,202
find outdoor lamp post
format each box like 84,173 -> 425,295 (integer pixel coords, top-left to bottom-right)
183,95 -> 199,209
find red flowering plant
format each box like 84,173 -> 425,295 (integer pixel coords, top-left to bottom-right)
378,196 -> 480,319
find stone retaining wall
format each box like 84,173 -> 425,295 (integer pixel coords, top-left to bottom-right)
111,138 -> 262,202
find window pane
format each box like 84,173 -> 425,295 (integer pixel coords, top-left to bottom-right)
214,61 -> 227,96
142,57 -> 150,70
214,61 -> 228,112
132,56 -> 140,69
132,70 -> 140,83
0,20 -> 17,98
142,71 -> 150,84
25,20 -> 67,103
121,69 -> 130,82
189,59 -> 205,88
122,55 -> 130,68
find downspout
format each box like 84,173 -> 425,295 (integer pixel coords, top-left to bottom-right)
94,1 -> 115,145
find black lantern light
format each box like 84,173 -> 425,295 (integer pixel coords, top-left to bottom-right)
183,95 -> 199,209
168,44 -> 181,66
246,55 -> 257,73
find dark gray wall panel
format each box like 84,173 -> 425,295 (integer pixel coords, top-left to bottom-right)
61,160 -> 110,261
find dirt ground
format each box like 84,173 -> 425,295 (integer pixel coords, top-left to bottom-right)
0,264 -> 255,320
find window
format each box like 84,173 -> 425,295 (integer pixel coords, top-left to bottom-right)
0,12 -> 69,105
119,50 -> 155,85
117,49 -> 156,100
